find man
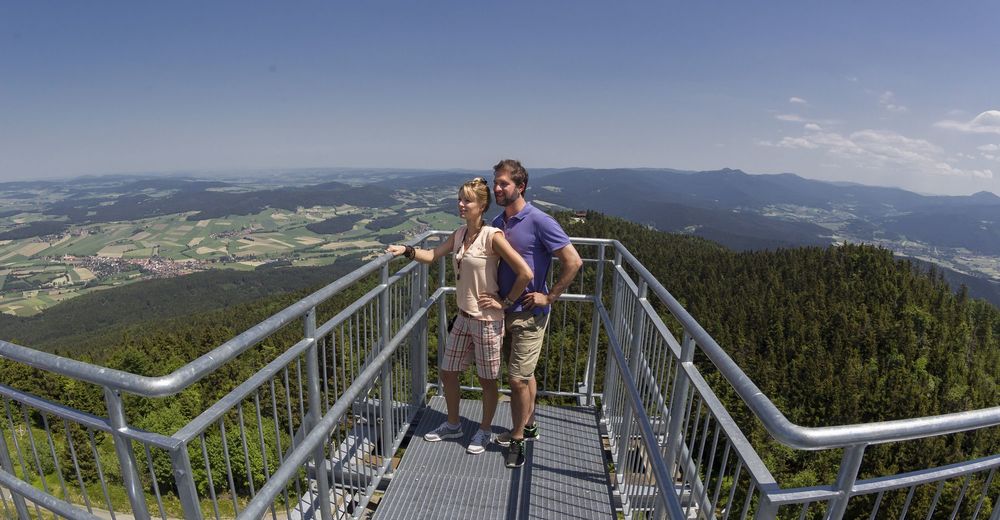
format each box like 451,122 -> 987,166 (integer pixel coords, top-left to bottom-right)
491,159 -> 582,468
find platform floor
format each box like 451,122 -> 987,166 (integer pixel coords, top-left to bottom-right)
372,396 -> 615,519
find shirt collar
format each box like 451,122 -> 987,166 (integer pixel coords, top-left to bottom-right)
503,202 -> 533,224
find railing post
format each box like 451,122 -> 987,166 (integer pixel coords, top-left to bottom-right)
615,278 -> 648,484
754,492 -> 779,520
437,255 -> 448,393
601,249 -> 624,421
0,423 -> 31,520
584,243 -> 606,406
169,442 -> 204,520
379,264 -> 395,473
826,444 -> 866,520
663,332 -> 695,479
103,387 -> 151,519
410,261 -> 428,410
304,306 -> 333,520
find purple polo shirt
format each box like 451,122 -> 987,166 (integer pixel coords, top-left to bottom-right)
492,203 -> 571,314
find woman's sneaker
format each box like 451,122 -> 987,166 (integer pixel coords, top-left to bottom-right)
424,421 -> 463,442
505,439 -> 525,468
466,429 -> 492,454
496,423 -> 540,447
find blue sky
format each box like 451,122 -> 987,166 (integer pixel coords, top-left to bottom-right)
2,1 -> 999,195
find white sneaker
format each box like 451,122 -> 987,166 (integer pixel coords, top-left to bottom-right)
466,429 -> 492,454
424,421 -> 463,442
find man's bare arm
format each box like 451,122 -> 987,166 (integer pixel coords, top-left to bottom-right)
521,243 -> 583,308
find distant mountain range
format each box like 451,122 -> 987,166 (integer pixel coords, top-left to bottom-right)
369,167 -> 1000,253
4,167 -> 1000,304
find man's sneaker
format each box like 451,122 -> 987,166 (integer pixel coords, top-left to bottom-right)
424,421 -> 463,442
496,423 -> 540,447
466,429 -> 492,454
505,439 -> 525,468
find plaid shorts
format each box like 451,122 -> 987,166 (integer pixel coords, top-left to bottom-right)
442,315 -> 503,379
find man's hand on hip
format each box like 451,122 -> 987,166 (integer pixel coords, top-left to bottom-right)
520,292 -> 550,309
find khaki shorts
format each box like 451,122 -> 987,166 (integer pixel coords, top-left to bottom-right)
502,311 -> 550,380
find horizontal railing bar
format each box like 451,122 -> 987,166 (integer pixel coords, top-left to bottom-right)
852,454 -> 1000,495
764,486 -> 841,505
612,240 -> 1000,449
0,230 -> 440,398
239,294 -> 435,520
315,271 -> 400,339
638,297 -> 683,358
179,280 -> 447,442
454,384 -> 596,400
0,468 -> 102,520
597,301 -> 688,519
173,338 -> 313,443
1,383 -> 112,433
615,264 -> 640,297
0,383 -> 181,450
681,363 -> 777,486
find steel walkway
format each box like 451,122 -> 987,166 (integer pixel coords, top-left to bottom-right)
372,396 -> 615,520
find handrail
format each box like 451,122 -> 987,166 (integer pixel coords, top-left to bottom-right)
239,291 -> 436,520
611,240 -> 1000,449
0,230 -> 441,397
597,301 -> 689,519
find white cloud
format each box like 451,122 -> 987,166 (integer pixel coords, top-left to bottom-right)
804,123 -> 822,132
774,113 -> 839,125
976,144 -> 999,151
761,128 -> 992,179
878,91 -> 909,113
775,113 -> 806,122
789,97 -> 808,105
935,110 -> 1000,135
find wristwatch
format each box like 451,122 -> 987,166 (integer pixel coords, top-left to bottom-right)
501,296 -> 515,308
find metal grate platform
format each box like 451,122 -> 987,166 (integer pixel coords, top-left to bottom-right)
372,396 -> 615,519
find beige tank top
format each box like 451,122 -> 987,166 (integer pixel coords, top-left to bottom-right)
453,224 -> 504,321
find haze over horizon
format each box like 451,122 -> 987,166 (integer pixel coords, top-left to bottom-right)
3,1 -> 999,196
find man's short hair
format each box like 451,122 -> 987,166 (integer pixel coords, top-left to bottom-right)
493,159 -> 528,194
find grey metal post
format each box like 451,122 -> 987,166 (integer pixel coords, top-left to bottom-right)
826,444 -> 866,520
379,264 -> 395,473
410,262 -> 429,408
0,422 -> 30,520
103,387 -> 151,519
169,442 -> 204,520
304,307 -> 333,520
584,244 -> 606,406
754,493 -> 779,520
437,255 -> 448,394
601,250 -> 625,421
663,332 -> 695,478
615,278 -> 648,483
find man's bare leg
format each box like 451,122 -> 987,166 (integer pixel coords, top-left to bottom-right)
509,376 -> 531,440
526,375 -> 537,427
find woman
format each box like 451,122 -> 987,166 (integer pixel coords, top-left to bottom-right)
386,177 -> 532,455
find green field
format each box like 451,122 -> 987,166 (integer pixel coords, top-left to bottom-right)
0,205 -> 433,315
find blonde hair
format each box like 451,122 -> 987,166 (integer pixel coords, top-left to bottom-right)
459,177 -> 491,213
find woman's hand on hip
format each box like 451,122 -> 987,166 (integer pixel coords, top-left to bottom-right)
478,293 -> 503,310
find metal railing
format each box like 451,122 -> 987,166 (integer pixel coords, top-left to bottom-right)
0,231 -> 998,519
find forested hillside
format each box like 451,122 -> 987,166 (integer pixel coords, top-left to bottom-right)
0,255 -> 364,356
563,212 -> 1000,514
